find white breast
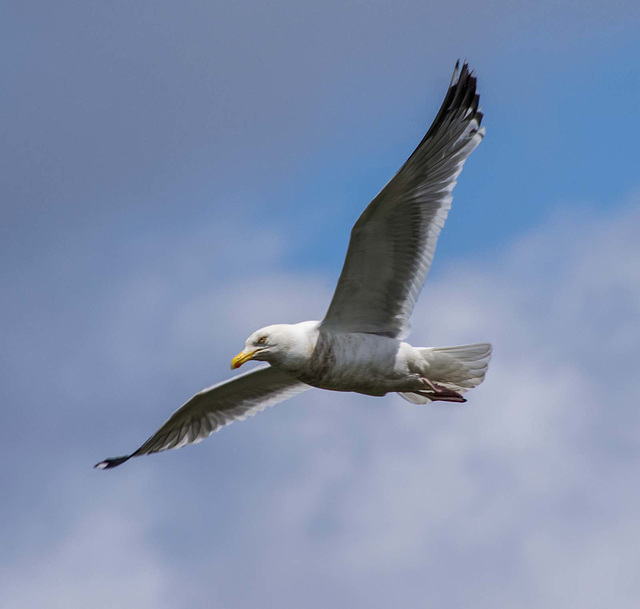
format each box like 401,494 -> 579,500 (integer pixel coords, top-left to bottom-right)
296,331 -> 409,394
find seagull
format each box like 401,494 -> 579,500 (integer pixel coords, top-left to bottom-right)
95,61 -> 491,470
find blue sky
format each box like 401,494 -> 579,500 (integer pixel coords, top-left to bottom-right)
2,1 -> 640,607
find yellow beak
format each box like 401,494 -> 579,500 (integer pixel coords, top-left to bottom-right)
231,349 -> 259,370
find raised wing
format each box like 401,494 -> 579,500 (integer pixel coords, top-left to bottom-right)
95,366 -> 309,469
321,61 -> 484,339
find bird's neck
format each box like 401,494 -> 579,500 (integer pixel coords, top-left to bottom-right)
269,321 -> 319,373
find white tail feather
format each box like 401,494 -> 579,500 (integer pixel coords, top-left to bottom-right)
398,342 -> 492,404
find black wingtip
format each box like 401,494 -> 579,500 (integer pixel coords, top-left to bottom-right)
94,454 -> 132,470
450,59 -> 461,86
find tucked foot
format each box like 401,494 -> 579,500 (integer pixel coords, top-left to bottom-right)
419,377 -> 466,403
421,376 -> 440,392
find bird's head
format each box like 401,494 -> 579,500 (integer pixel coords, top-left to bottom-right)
231,324 -> 297,369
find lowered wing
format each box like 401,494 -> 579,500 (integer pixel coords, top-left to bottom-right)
95,365 -> 309,469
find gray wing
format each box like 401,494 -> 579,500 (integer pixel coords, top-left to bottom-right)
321,61 -> 484,339
95,365 -> 309,469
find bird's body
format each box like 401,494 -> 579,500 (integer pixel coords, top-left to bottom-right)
269,323 -> 414,395
300,330 -> 413,395
254,322 -> 490,400
96,61 -> 492,470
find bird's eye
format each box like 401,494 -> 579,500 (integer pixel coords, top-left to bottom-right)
257,335 -> 267,345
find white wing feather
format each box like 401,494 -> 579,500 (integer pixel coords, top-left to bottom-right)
95,365 -> 309,468
321,61 -> 484,339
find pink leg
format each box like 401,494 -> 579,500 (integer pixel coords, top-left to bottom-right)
421,377 -> 443,393
420,377 -> 466,402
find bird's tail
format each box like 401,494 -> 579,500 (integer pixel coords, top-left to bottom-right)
398,342 -> 492,404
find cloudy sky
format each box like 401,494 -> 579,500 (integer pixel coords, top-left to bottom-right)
2,1 -> 640,607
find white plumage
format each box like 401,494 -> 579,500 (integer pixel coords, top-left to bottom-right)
96,61 -> 491,470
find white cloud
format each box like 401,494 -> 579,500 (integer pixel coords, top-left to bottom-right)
0,477 -> 178,609
4,197 -> 640,609
184,196 -> 640,608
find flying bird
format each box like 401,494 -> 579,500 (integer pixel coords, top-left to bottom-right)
96,61 -> 491,469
